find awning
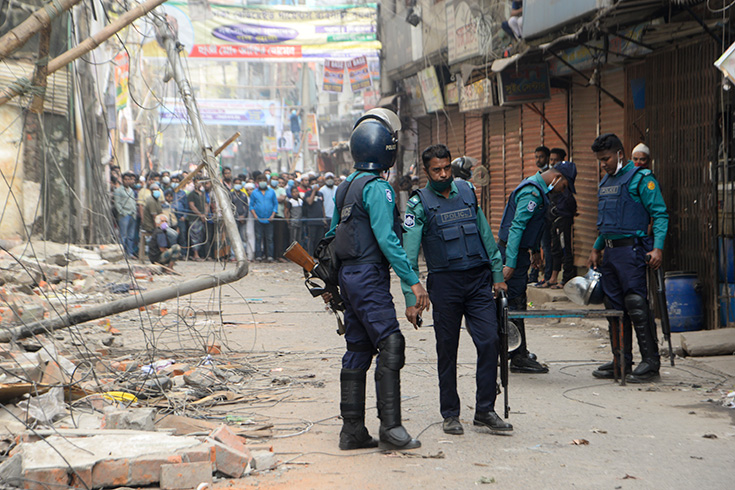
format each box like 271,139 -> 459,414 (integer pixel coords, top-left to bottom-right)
377,93 -> 402,108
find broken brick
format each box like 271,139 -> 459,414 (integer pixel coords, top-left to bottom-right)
160,461 -> 213,490
129,454 -> 183,486
91,458 -> 130,488
212,441 -> 251,478
22,467 -> 69,490
210,424 -> 247,453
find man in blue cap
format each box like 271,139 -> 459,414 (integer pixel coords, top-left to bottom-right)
497,160 -> 578,374
588,133 -> 668,383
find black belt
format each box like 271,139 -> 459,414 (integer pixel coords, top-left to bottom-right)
604,237 -> 637,249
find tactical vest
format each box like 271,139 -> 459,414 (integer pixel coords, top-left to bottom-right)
597,166 -> 650,235
415,182 -> 490,273
498,179 -> 549,250
333,173 -> 402,265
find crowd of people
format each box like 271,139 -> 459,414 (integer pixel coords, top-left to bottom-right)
109,165 -> 346,266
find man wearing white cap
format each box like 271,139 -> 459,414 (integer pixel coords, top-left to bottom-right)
632,143 -> 651,169
322,172 -> 338,220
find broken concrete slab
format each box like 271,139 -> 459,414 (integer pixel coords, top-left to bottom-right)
160,461 -> 213,490
680,328 -> 735,357
102,408 -> 156,431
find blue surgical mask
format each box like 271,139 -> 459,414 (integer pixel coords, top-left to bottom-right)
234,184 -> 243,191
152,190 -> 162,199
271,180 -> 278,187
429,177 -> 453,192
134,184 -> 141,190
288,179 -> 295,187
259,181 -> 268,190
160,222 -> 168,230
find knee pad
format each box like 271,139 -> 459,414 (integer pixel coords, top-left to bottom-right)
624,294 -> 649,325
377,332 -> 405,371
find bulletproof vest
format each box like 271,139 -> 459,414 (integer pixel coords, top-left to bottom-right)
597,166 -> 650,235
333,173 -> 402,265
498,178 -> 549,249
415,182 -> 489,273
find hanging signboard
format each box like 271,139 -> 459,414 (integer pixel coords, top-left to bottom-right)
404,75 -> 426,118
160,98 -> 280,126
262,136 -> 277,161
113,52 -> 129,111
497,63 -> 551,106
347,56 -> 372,92
459,78 -> 494,112
444,81 -> 459,105
141,2 -> 380,61
417,66 -> 444,113
118,106 -> 134,144
305,113 -> 319,150
446,0 -> 482,64
323,60 -> 345,92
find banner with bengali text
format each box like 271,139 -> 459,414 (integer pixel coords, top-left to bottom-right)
347,56 -> 371,92
323,60 -> 345,92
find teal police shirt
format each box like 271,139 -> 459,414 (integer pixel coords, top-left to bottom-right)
593,161 -> 669,251
503,172 -> 550,269
400,180 -> 504,307
326,170 -> 420,287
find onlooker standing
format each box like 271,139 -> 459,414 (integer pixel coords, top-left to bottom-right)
271,174 -> 289,260
286,185 -> 304,246
244,182 -> 256,260
631,143 -> 651,169
114,172 -> 137,257
141,182 -> 163,235
529,146 -> 554,287
302,176 -> 325,255
546,148 -> 577,287
161,188 -> 180,244
250,174 -> 278,261
171,174 -> 189,251
231,177 -> 249,257
187,178 -> 208,261
321,172 -> 338,222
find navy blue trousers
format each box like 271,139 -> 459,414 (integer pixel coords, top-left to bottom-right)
499,244 -> 531,356
428,266 -> 499,418
600,237 -> 652,363
339,263 -> 401,370
599,237 -> 651,310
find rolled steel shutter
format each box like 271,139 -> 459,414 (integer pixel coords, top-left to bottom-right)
521,105 -> 543,178
570,73 -> 600,266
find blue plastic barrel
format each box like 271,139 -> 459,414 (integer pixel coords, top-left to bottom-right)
664,272 -> 703,332
720,283 -> 735,327
718,237 -> 735,283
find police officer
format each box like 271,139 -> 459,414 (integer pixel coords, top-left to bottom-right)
587,133 -> 668,383
529,146 -> 553,286
498,161 -> 578,373
451,155 -> 474,182
401,145 -> 512,436
326,108 -> 430,451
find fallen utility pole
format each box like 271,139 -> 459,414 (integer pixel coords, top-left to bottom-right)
0,0 -> 83,61
0,10 -> 248,343
0,0 -> 167,107
174,131 -> 241,193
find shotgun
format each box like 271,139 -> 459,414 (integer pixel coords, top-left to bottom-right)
497,290 -> 510,419
283,241 -> 345,335
646,256 -> 674,366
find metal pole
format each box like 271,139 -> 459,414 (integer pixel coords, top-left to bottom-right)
0,9 -> 249,343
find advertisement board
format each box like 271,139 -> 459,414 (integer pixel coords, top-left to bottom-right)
160,98 -> 280,126
417,66 -> 444,113
497,64 -> 551,106
141,2 -> 380,60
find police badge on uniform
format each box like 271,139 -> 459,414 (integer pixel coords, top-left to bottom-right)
527,201 -> 537,212
404,213 -> 415,228
386,189 -> 393,202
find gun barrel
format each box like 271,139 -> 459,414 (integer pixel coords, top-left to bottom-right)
655,267 -> 675,367
284,241 -> 316,272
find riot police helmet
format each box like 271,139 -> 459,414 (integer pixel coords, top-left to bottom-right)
451,156 -> 476,180
350,108 -> 402,171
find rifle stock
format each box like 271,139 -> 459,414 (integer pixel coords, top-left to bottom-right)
284,241 -> 316,272
655,267 -> 675,367
497,290 -> 510,419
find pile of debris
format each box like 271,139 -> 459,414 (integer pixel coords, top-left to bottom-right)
0,335 -> 287,489
0,240 -> 173,327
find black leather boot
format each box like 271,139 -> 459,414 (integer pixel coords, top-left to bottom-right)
625,294 -> 660,383
375,333 -> 420,450
339,369 -> 378,450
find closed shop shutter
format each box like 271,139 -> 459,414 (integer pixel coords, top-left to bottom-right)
521,105 -> 543,178
570,73 -> 600,266
624,62 -> 647,153
543,88 -> 569,155
487,114 -> 505,230
446,108 -> 465,158
600,68 -> 625,141
504,108 -> 523,202
465,114 -> 485,202
417,116 -> 433,187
